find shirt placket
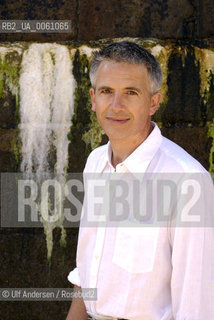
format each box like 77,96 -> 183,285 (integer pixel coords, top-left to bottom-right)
89,164 -> 128,314
88,170 -> 112,314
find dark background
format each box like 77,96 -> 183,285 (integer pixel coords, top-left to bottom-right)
0,0 -> 214,42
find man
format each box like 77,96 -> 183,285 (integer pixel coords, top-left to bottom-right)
66,41 -> 214,320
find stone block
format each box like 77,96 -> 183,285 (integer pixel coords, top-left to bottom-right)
200,0 -> 214,37
0,0 -> 78,41
78,0 -> 205,40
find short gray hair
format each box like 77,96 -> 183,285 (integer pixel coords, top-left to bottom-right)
89,41 -> 162,95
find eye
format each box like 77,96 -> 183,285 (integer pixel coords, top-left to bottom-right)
101,89 -> 112,94
127,90 -> 138,95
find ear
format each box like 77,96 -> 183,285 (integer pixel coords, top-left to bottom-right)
149,92 -> 162,116
89,88 -> 96,112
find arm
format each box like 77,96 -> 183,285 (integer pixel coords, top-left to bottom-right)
66,285 -> 88,320
171,227 -> 214,319
170,173 -> 214,319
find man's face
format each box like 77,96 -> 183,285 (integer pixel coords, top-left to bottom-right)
90,61 -> 161,146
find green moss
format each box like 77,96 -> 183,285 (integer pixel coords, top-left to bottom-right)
49,51 -> 56,65
0,51 -> 21,97
194,48 -> 214,121
82,113 -> 104,150
208,120 -> 214,179
201,70 -> 214,119
69,48 -> 103,162
194,48 -> 214,95
0,50 -> 21,120
0,71 -> 3,98
15,97 -> 20,123
71,50 -> 91,126
0,49 -> 22,166
13,132 -> 20,165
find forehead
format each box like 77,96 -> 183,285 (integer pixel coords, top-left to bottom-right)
95,61 -> 150,89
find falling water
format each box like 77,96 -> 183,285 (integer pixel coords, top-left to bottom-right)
19,43 -> 76,260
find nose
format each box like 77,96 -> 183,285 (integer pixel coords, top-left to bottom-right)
109,92 -> 124,112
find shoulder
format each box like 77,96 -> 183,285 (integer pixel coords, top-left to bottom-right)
158,136 -> 213,208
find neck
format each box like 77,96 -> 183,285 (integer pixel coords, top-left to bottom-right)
110,122 -> 153,168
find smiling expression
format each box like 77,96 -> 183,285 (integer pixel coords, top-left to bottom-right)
90,61 -> 161,147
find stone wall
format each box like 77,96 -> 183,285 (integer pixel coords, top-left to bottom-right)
0,1 -> 214,319
1,0 -> 214,41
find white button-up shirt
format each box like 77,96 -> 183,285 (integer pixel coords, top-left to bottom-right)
68,123 -> 214,320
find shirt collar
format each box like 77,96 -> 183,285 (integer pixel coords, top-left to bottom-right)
99,122 -> 162,174
123,122 -> 162,173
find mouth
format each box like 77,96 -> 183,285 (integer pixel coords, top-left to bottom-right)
106,117 -> 130,124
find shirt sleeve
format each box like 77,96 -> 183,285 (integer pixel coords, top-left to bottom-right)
67,267 -> 81,287
170,173 -> 214,320
67,156 -> 91,288
171,227 -> 214,320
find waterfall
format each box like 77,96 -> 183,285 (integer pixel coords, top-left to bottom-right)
19,43 -> 76,260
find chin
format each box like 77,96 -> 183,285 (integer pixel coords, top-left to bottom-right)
106,132 -> 129,141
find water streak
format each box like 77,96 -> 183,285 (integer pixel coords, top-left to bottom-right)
19,43 -> 76,259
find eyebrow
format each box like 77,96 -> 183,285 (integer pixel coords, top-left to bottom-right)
97,86 -> 113,92
125,87 -> 142,94
96,86 -> 142,93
